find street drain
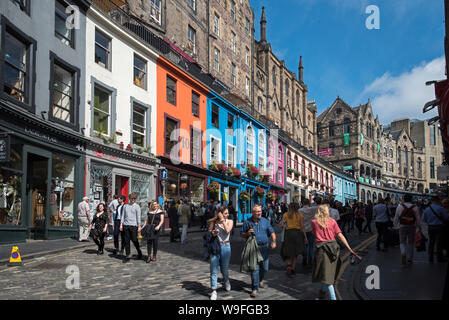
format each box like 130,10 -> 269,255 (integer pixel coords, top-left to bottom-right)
31,262 -> 67,270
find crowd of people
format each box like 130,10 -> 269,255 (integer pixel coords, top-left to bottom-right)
77,192 -> 449,300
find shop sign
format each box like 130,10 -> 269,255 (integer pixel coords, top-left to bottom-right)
344,133 -> 350,146
359,177 -> 364,183
360,133 -> 364,145
160,168 -> 167,180
342,165 -> 353,171
25,128 -> 57,144
318,148 -> 332,157
0,135 -> 10,162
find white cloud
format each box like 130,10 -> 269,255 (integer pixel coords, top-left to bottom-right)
356,56 -> 446,125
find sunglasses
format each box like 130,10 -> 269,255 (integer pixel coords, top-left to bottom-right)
130,198 -> 136,200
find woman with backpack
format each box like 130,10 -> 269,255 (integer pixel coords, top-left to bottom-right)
354,202 -> 366,236
393,194 -> 422,265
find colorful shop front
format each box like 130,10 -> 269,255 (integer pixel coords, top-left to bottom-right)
0,102 -> 87,244
85,140 -> 159,219
206,91 -> 270,222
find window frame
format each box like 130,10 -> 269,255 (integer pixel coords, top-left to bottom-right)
213,13 -> 220,36
90,77 -> 117,137
211,103 -> 219,128
190,126 -> 202,166
188,0 -> 196,11
210,135 -> 222,163
164,113 -> 180,159
227,143 -> 236,167
191,90 -> 200,118
166,74 -> 177,105
188,25 -> 196,55
55,0 -> 75,48
0,15 -> 37,113
230,31 -> 236,53
49,51 -> 80,131
133,54 -> 147,90
130,97 -> 152,149
150,0 -> 162,25
94,28 -> 111,70
11,0 -> 31,15
214,47 -> 220,72
227,113 -> 234,135
230,0 -> 236,22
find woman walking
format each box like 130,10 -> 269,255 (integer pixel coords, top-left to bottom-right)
312,205 -> 356,300
88,203 -> 108,255
280,202 -> 308,276
354,202 -> 366,236
142,201 -> 165,263
208,206 -> 233,300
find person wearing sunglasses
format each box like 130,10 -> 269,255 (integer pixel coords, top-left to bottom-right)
120,193 -> 143,263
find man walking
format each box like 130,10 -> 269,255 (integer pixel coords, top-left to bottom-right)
168,200 -> 179,242
423,195 -> 449,263
373,198 -> 391,252
112,195 -> 126,255
120,193 -> 143,263
363,200 -> 374,234
240,205 -> 276,298
78,197 -> 91,242
179,199 -> 191,244
300,198 -> 316,266
393,194 -> 422,265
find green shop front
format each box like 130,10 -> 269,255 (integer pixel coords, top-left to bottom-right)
0,104 -> 86,244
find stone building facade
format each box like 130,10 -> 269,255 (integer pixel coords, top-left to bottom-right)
125,0 -> 254,105
317,97 -> 383,184
252,7 -> 316,153
381,127 -> 426,193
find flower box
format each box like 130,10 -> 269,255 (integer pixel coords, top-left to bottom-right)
254,187 -> 265,198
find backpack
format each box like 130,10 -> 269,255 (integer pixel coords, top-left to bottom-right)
399,204 -> 416,225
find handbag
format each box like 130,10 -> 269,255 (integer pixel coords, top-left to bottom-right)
143,213 -> 157,239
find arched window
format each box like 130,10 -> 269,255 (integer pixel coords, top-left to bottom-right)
272,66 -> 276,86
246,126 -> 254,165
278,144 -> 283,161
360,164 -> 365,175
273,102 -> 277,112
344,118 -> 351,134
285,79 -> 289,97
325,173 -> 329,186
308,163 -> 312,178
287,151 -> 291,169
330,175 -> 333,188
257,97 -> 263,113
329,121 -> 335,137
258,132 -> 265,171
294,155 -> 298,171
320,169 -> 323,184
367,191 -> 371,202
301,159 -> 306,175
373,192 -> 377,203
366,167 -> 370,177
314,166 -> 318,180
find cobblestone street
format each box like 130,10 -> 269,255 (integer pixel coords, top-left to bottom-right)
0,225 -> 374,300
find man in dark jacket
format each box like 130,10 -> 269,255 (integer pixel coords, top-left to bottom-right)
363,200 -> 374,233
168,200 -> 179,242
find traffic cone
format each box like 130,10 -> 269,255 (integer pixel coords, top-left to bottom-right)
8,246 -> 24,266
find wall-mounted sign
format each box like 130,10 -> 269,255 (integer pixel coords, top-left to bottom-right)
0,135 -> 10,162
318,148 -> 332,157
377,142 -> 380,153
344,133 -> 350,146
360,133 -> 364,146
342,165 -> 353,171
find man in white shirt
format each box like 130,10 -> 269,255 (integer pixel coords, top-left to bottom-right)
300,198 -> 317,266
77,197 -> 91,242
393,194 -> 422,265
323,198 -> 340,222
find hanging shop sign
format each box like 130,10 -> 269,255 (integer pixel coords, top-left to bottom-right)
377,142 -> 380,153
342,165 -> 353,171
344,133 -> 350,146
360,133 -> 364,146
318,148 -> 332,157
0,135 -> 10,162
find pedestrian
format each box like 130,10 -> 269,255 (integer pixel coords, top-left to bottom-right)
349,200 -> 356,232
300,198 -> 316,266
373,198 -> 391,251
323,199 -> 340,222
363,200 -> 374,234
120,193 -> 143,263
142,201 -> 165,263
354,202 -> 366,236
179,199 -> 191,244
168,200 -> 180,242
280,202 -> 308,276
312,205 -> 356,300
88,203 -> 108,255
240,204 -> 277,298
393,194 -> 422,265
208,206 -> 233,300
423,195 -> 449,263
199,202 -> 207,231
112,195 -> 126,255
77,196 -> 91,242
107,195 -> 119,241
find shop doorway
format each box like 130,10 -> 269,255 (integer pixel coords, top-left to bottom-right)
25,149 -> 52,240
115,175 -> 129,203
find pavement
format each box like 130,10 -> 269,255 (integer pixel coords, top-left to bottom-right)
0,221 -> 444,300
336,225 -> 448,300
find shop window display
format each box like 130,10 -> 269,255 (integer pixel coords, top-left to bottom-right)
50,153 -> 76,227
0,139 -> 23,225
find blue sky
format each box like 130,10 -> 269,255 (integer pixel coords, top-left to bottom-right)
249,0 -> 446,124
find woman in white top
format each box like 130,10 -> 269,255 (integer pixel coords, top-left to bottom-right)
208,206 -> 233,300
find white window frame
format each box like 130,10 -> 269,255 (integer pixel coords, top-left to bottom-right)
245,77 -> 250,96
93,85 -> 112,136
188,25 -> 196,54
246,126 -> 255,165
188,0 -> 196,11
227,144 -> 236,167
210,135 -> 222,163
214,13 -> 220,36
230,0 -> 236,22
132,102 -> 147,148
258,132 -> 266,171
231,31 -> 236,52
214,48 -> 220,71
150,0 -> 162,24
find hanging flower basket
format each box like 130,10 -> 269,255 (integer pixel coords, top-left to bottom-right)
247,164 -> 259,178
209,162 -> 219,172
229,167 -> 241,179
254,187 -> 265,198
259,173 -> 271,183
239,190 -> 250,201
207,181 -> 220,194
216,163 -> 228,175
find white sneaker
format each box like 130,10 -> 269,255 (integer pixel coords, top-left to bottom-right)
225,280 -> 231,292
210,291 -> 217,300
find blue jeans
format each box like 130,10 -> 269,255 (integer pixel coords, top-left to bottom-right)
322,284 -> 336,300
210,243 -> 231,290
251,244 -> 269,292
306,232 -> 315,264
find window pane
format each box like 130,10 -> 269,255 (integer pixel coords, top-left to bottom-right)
134,56 -> 146,89
95,32 -> 110,68
165,118 -> 177,154
166,76 -> 176,105
52,64 -> 72,123
55,9 -> 72,45
94,87 -> 109,113
4,33 -> 27,102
